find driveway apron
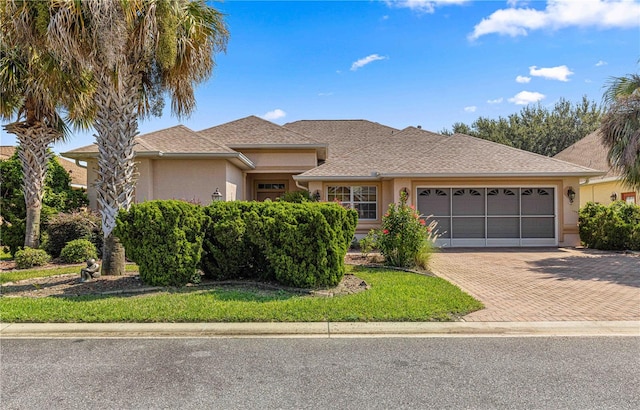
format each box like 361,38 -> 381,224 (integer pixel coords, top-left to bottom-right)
428,248 -> 640,322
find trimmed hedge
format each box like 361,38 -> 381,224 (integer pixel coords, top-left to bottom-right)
579,201 -> 640,250
201,201 -> 357,288
115,200 -> 209,286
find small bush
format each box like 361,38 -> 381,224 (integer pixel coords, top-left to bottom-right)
15,247 -> 51,269
277,190 -> 315,203
377,191 -> 438,268
115,200 -> 209,286
579,201 -> 640,250
360,230 -> 379,257
60,239 -> 98,264
44,211 -> 102,258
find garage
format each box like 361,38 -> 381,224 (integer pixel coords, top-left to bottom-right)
417,187 -> 556,247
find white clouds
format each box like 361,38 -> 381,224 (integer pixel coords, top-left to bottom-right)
464,106 -> 477,112
487,98 -> 504,104
318,92 -> 334,97
508,91 -> 545,105
469,0 -> 640,40
350,54 -> 388,71
261,109 -> 286,121
516,75 -> 531,83
596,60 -> 608,66
385,0 -> 470,14
529,65 -> 573,81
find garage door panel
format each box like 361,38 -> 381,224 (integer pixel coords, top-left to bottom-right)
430,217 -> 450,239
487,217 -> 520,238
487,188 -> 519,215
417,189 -> 450,216
452,189 -> 485,215
522,217 -> 555,238
521,188 -> 554,215
452,217 -> 485,238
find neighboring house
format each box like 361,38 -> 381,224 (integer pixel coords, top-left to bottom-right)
63,116 -> 603,247
554,131 -> 639,206
0,145 -> 87,190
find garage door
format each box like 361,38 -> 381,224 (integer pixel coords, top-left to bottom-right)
417,187 -> 556,247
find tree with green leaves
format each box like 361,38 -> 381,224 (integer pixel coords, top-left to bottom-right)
441,97 -> 602,157
24,0 -> 228,275
601,73 -> 640,190
0,4 -> 93,249
0,150 -> 88,255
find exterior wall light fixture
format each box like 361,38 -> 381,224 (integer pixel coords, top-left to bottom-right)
313,190 -> 321,201
610,192 -> 617,202
212,187 -> 223,202
567,187 -> 576,204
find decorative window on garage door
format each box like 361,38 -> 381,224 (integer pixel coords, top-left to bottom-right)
327,185 -> 377,220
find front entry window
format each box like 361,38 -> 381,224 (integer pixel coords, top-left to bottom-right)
256,182 -> 286,201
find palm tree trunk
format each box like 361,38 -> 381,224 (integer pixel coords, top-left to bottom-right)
4,122 -> 59,248
93,68 -> 140,275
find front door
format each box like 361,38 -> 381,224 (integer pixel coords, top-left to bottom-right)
256,182 -> 286,201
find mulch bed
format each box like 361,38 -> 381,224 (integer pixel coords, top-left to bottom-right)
1,255 -> 373,299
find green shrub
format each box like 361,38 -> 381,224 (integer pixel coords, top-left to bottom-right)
59,239 -> 98,264
44,211 -> 102,258
14,247 -> 51,269
200,201 -> 357,288
579,201 -> 640,250
245,202 -> 357,288
201,202 -> 271,281
277,190 -> 315,203
115,200 -> 209,286
360,230 -> 379,257
376,191 -> 438,268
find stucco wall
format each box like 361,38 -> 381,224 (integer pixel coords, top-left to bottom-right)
151,159 -> 229,204
580,179 -> 639,206
226,162 -> 244,201
240,149 -> 317,171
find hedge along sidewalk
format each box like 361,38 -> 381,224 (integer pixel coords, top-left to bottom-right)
0,267 -> 483,323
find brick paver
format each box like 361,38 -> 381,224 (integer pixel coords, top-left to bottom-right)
428,248 -> 640,322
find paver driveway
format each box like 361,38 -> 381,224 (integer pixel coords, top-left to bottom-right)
428,248 -> 640,322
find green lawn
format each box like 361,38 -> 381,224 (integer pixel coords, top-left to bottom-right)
0,266 -> 483,323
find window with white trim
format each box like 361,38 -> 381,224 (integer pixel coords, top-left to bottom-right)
327,185 -> 377,220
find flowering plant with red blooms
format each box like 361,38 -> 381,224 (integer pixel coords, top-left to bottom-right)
375,191 -> 438,268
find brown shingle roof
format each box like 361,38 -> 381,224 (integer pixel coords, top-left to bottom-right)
284,119 -> 398,157
296,127 -> 603,179
0,146 -> 17,160
554,131 -> 616,179
200,116 -> 324,147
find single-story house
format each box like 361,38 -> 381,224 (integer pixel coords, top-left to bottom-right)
63,116 -> 603,247
554,131 -> 638,206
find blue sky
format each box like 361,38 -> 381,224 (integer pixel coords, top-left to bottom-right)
2,0 -> 639,154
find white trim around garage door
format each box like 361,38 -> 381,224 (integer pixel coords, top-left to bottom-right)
414,184 -> 559,247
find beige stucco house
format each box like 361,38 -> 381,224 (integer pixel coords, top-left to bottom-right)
63,116 -> 603,247
554,131 -> 638,206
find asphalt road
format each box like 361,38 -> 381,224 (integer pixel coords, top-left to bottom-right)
2,337 -> 639,409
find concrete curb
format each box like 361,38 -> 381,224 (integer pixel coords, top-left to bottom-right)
1,321 -> 638,339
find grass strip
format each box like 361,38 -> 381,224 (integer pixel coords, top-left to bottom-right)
0,264 -> 139,284
0,267 -> 483,323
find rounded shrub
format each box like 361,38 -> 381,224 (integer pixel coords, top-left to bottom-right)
60,239 -> 98,264
15,247 -> 51,269
115,200 -> 209,287
44,211 -> 102,258
579,201 -> 640,250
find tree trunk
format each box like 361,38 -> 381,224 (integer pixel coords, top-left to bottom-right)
4,122 -> 59,249
101,233 -> 126,276
93,68 -> 140,275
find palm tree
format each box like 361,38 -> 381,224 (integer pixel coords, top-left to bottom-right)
43,0 -> 228,275
0,6 -> 93,249
601,73 -> 640,190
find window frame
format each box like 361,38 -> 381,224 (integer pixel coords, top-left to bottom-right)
326,185 -> 378,220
